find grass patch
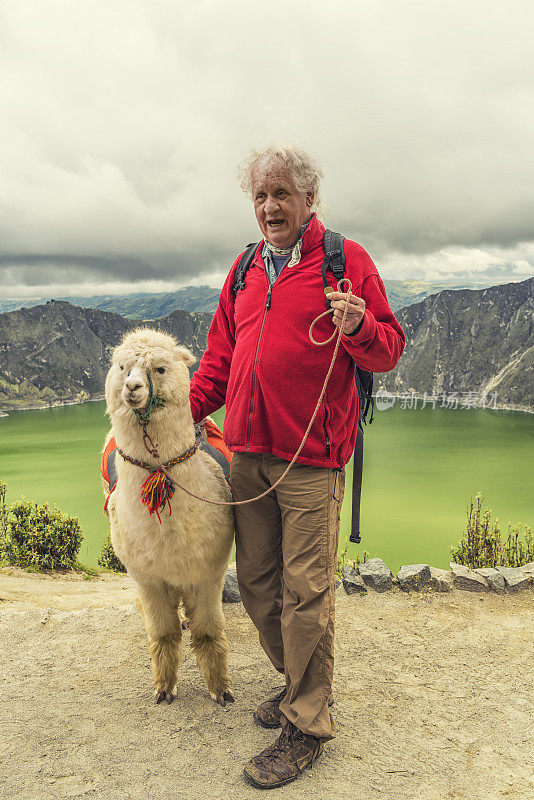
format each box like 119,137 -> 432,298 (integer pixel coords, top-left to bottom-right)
337,536 -> 369,577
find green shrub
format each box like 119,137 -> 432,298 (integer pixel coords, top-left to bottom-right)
0,482 -> 7,544
1,494 -> 82,571
451,493 -> 533,569
98,531 -> 127,573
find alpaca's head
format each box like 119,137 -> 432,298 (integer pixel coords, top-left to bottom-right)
105,328 -> 196,416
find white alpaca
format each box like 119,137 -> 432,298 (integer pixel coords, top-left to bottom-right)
103,328 -> 235,707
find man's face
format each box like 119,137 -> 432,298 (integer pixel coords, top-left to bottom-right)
251,166 -> 313,249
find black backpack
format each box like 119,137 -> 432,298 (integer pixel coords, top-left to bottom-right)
232,230 -> 374,544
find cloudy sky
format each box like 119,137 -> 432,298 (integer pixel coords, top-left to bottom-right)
1,0 -> 533,298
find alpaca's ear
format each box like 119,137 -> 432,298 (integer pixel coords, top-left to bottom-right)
174,345 -> 196,367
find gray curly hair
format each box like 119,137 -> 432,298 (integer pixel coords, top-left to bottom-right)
237,143 -> 324,217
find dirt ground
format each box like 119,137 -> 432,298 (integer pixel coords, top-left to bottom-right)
0,567 -> 533,800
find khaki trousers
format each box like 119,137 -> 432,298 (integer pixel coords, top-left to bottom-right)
230,452 -> 345,740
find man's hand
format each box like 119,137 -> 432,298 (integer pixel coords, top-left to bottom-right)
328,291 -> 366,335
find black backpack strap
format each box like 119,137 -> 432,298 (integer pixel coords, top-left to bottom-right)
349,424 -> 364,543
322,230 -> 375,544
232,242 -> 259,296
322,229 -> 375,424
322,230 -> 346,309
350,373 -> 374,545
354,367 -> 375,426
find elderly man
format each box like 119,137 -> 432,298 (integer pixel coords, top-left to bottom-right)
189,144 -> 405,788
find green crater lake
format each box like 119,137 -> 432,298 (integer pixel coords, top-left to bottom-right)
0,401 -> 532,571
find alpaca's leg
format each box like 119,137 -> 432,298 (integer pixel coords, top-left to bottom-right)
137,582 -> 183,704
182,580 -> 234,708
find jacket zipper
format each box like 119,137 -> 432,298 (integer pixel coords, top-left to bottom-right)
246,284 -> 272,450
322,400 -> 331,459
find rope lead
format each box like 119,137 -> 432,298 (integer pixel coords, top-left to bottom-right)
136,278 -> 355,508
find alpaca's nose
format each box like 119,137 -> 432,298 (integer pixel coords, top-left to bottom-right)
125,377 -> 143,392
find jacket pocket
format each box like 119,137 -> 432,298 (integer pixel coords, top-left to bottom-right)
322,399 -> 331,459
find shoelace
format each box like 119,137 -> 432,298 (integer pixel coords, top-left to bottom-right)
263,721 -> 303,764
257,720 -> 321,779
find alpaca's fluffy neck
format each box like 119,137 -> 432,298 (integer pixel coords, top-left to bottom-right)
111,402 -> 196,465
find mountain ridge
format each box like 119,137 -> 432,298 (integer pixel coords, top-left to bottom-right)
0,278 -> 514,317
0,277 -> 532,414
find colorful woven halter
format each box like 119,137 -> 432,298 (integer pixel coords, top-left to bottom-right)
117,443 -> 198,523
133,369 -> 165,426
117,445 -> 198,471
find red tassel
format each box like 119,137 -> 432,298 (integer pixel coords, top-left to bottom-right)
140,469 -> 175,523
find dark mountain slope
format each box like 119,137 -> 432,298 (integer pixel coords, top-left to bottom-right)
0,301 -> 211,412
377,277 -> 534,409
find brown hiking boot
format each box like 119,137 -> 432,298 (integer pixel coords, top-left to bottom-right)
243,716 -> 324,789
253,687 -> 334,729
253,687 -> 288,728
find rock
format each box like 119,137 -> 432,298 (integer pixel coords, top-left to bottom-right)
358,558 -> 393,593
396,564 -> 431,591
222,568 -> 241,603
494,566 -> 531,592
342,566 -> 367,595
449,562 -> 490,592
474,568 -> 506,593
519,562 -> 534,580
429,567 -> 454,592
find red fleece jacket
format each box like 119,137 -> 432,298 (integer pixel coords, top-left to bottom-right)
189,214 -> 405,469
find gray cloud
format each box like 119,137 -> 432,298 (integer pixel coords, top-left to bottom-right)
0,251 -> 234,288
1,0 -> 533,297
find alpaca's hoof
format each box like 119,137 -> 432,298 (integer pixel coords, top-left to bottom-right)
214,690 -> 235,708
155,690 -> 175,705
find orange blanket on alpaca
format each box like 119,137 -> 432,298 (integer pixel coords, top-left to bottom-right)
101,417 -> 232,493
